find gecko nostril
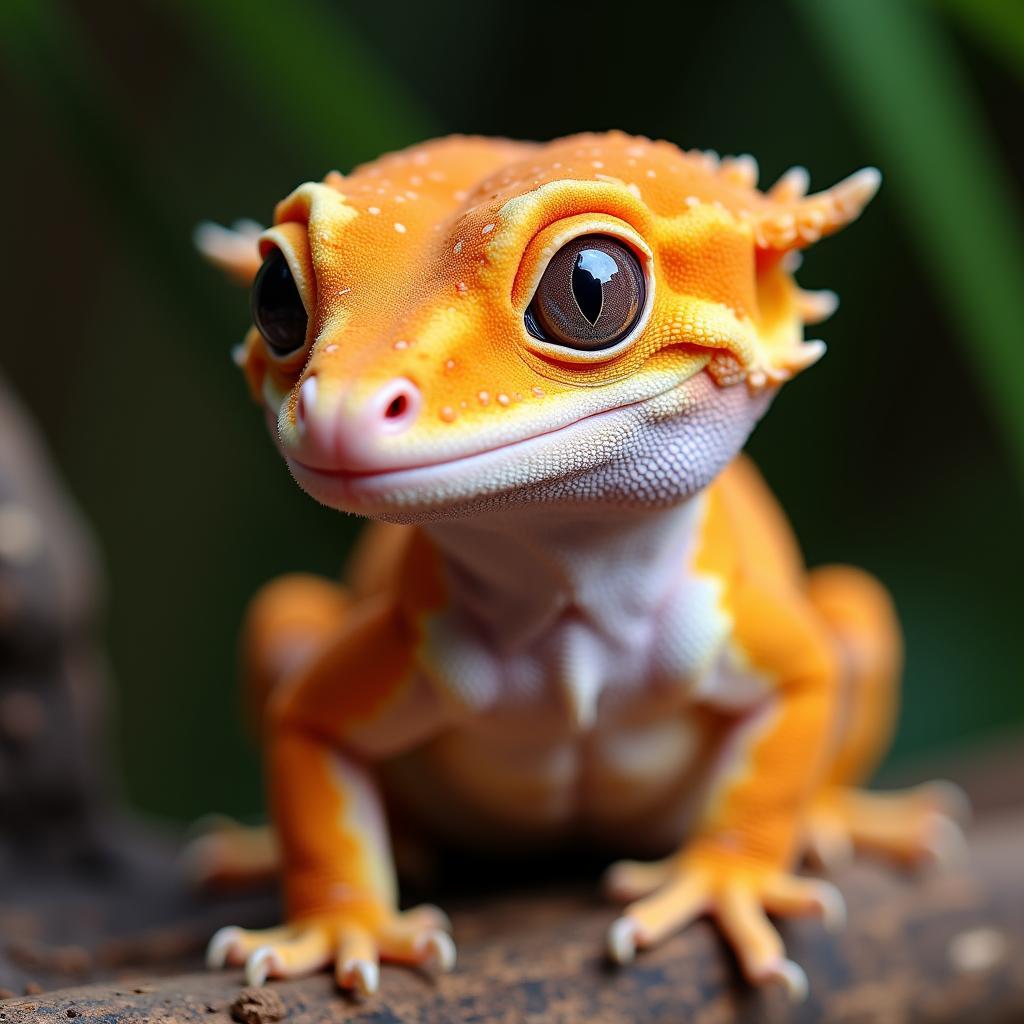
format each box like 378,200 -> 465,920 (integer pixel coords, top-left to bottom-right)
373,378 -> 420,434
385,394 -> 408,420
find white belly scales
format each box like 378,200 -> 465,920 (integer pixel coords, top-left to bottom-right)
382,567 -> 743,854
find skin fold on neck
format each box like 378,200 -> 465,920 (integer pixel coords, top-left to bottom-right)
424,496 -> 707,657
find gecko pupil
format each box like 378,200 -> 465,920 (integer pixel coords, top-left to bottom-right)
251,247 -> 308,356
572,250 -> 612,325
526,235 -> 645,351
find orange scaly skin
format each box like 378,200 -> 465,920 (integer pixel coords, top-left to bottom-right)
196,133 -> 965,1000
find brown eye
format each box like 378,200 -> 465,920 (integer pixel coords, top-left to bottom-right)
525,235 -> 646,350
251,247 -> 309,357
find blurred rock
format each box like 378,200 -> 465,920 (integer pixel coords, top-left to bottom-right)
0,372 -> 112,868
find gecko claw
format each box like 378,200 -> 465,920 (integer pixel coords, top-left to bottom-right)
338,958 -> 379,996
923,814 -> 968,868
817,882 -> 847,932
245,946 -> 281,987
763,958 -> 809,1003
922,780 -> 972,826
606,916 -> 640,965
206,926 -> 243,970
415,930 -> 457,973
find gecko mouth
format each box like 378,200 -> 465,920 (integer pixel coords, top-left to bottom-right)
282,373 -> 703,511
288,374 -> 694,477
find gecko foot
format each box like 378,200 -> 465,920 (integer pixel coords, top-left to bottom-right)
182,815 -> 278,890
207,903 -> 455,995
805,781 -> 969,871
604,850 -> 842,1001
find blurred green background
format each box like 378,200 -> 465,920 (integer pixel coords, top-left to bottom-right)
2,0 -> 1022,823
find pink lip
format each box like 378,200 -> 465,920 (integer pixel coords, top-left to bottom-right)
285,386 -> 670,484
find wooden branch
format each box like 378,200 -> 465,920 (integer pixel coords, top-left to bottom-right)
4,812 -> 1023,1023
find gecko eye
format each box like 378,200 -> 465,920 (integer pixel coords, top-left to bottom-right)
525,235 -> 645,350
251,247 -> 309,357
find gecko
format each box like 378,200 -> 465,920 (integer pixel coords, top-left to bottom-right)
194,132 -> 965,1000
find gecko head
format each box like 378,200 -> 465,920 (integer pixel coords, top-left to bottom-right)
199,133 -> 879,523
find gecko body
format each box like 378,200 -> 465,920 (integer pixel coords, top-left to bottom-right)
196,133 -> 963,999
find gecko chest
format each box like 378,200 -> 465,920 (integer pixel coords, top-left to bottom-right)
390,575 -> 735,843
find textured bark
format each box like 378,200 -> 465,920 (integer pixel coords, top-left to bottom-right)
2,812 -> 1022,1024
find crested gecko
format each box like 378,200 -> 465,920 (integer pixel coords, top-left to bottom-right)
195,132 -> 965,1000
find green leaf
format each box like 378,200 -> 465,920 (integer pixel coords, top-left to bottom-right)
791,0 -> 1024,487
0,0 -> 235,337
939,0 -> 1024,79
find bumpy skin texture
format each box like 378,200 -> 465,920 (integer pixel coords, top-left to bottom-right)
196,133 -> 963,1000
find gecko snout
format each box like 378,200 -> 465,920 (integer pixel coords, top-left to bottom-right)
291,375 -> 421,471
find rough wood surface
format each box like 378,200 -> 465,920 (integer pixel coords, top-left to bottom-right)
2,812 -> 1022,1024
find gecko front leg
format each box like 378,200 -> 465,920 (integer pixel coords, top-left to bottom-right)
207,590 -> 456,994
605,573 -> 842,999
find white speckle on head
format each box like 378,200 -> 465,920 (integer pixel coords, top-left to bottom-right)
325,343 -> 339,353
394,195 -> 406,203
478,391 -> 490,406
393,339 -> 409,350
368,206 -> 380,215
454,189 -> 469,202
453,240 -> 463,254
646,169 -> 657,178
482,223 -> 495,235
497,393 -> 510,406
394,222 -> 407,234
445,358 -> 457,370
591,160 -> 604,169
337,287 -> 351,296
627,183 -> 642,200
685,196 -> 701,208
456,281 -> 468,293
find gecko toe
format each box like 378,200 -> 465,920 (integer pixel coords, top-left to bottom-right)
415,930 -> 457,973
606,916 -> 640,965
206,926 -> 243,969
245,946 -> 282,987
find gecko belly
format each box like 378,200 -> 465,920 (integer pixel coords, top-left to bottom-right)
380,706 -> 734,854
